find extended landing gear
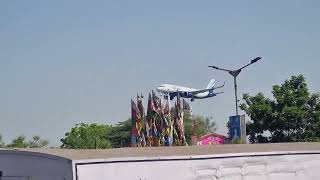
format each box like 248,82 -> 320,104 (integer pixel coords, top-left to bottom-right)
191,98 -> 195,102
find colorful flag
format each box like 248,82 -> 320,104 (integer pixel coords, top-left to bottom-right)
173,93 -> 187,146
152,90 -> 162,113
176,91 -> 182,113
137,94 -> 150,147
137,94 -> 145,117
131,90 -> 189,147
146,93 -> 157,146
147,93 -> 156,117
131,100 -> 139,146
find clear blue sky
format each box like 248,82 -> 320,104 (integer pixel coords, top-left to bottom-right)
1,1 -> 319,146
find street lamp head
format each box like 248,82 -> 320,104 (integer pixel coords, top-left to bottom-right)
251,57 -> 262,64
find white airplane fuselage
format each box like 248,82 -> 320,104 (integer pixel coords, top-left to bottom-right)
156,84 -> 217,100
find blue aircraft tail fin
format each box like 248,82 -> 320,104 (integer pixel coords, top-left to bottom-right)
206,79 -> 215,89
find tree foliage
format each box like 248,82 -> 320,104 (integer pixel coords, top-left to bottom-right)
5,135 -> 49,148
7,135 -> 29,148
240,75 -> 320,143
108,119 -> 131,148
28,136 -> 49,148
60,123 -> 112,149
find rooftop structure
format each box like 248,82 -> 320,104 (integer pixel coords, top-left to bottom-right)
1,143 -> 320,180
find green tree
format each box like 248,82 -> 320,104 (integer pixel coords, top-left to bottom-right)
28,136 -> 49,148
0,134 -> 5,147
184,113 -> 217,145
7,135 -> 29,148
240,75 -> 320,143
108,119 -> 131,148
60,123 -> 112,149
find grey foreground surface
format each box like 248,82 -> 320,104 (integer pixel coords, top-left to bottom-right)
1,143 -> 320,160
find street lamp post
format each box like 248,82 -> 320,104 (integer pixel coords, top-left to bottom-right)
209,57 -> 262,116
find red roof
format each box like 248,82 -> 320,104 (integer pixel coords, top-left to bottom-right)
199,132 -> 225,140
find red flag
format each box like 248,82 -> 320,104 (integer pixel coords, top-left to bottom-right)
147,93 -> 156,115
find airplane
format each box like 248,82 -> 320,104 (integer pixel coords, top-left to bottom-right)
156,79 -> 225,101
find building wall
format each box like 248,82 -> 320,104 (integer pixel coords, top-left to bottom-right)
0,151 -> 73,180
75,152 -> 320,180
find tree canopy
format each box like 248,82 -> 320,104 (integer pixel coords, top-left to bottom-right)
28,136 -> 49,148
5,135 -> 49,148
7,135 -> 29,148
240,75 -> 320,143
107,119 -> 131,148
60,123 -> 113,149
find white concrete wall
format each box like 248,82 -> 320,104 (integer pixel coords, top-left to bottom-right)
76,151 -> 320,180
0,152 -> 73,180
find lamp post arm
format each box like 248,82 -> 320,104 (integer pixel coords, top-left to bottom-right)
238,62 -> 254,71
208,66 -> 232,73
238,57 -> 262,71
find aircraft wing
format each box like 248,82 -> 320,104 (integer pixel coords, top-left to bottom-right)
190,89 -> 211,95
213,82 -> 225,90
190,82 -> 225,95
